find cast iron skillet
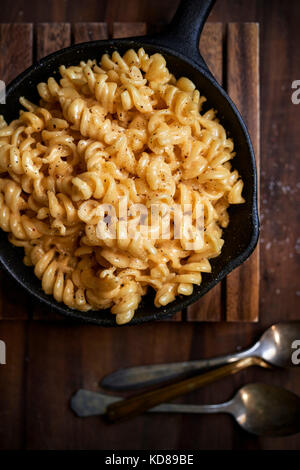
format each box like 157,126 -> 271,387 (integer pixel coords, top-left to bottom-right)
0,0 -> 259,325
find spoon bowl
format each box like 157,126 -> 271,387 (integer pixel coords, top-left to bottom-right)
229,383 -> 300,436
256,322 -> 300,368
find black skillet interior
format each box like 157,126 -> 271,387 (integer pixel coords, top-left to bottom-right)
0,0 -> 259,325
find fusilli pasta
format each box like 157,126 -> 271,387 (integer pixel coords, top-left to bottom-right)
0,48 -> 244,324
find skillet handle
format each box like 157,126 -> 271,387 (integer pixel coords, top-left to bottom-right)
144,0 -> 216,72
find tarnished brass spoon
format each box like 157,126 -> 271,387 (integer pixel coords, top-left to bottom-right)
106,357 -> 273,423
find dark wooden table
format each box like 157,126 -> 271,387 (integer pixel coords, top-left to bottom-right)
0,0 -> 299,450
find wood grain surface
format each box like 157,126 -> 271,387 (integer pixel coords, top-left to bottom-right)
225,23 -> 260,321
0,0 -> 299,450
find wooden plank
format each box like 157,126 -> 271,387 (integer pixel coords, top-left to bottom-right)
200,22 -> 223,84
187,284 -> 223,321
113,22 -> 147,38
36,23 -> 71,58
0,24 -> 33,82
0,24 -> 33,320
226,23 -> 260,321
73,22 -> 108,43
0,322 -> 26,449
187,23 -> 224,322
25,321 -> 193,449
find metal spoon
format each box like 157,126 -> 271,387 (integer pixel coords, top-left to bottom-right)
71,383 -> 300,437
101,321 -> 300,390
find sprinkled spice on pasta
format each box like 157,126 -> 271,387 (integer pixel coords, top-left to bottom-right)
0,48 -> 244,324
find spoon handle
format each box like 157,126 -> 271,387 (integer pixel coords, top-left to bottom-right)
101,346 -> 259,391
71,389 -> 231,416
106,356 -> 264,423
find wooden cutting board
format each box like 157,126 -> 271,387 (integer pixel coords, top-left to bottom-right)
0,22 -> 260,322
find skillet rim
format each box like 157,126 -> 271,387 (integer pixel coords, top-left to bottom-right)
0,37 -> 259,326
